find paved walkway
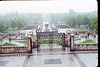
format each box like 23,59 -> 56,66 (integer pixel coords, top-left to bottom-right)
74,35 -> 98,44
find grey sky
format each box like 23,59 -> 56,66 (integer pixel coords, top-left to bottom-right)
0,0 -> 97,14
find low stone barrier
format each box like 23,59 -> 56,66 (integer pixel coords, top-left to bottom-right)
0,46 -> 28,54
73,43 -> 98,51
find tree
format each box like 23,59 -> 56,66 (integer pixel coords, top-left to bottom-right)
75,15 -> 83,27
65,16 -> 76,28
9,18 -> 17,30
82,15 -> 90,26
0,22 -> 8,33
16,18 -> 27,30
88,17 -> 98,31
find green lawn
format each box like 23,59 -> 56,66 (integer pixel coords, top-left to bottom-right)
16,41 -> 28,44
80,39 -> 96,43
8,30 -> 17,33
41,36 -> 60,39
74,39 -> 79,41
7,27 -> 18,33
2,43 -> 17,46
75,25 -> 88,31
40,40 -> 62,44
8,27 -> 18,30
75,27 -> 87,31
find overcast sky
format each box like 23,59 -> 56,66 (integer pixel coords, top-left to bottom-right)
0,0 -> 97,14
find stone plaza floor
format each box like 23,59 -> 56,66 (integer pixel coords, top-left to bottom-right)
0,47 -> 98,67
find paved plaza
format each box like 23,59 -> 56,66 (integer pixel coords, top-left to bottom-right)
0,47 -> 98,67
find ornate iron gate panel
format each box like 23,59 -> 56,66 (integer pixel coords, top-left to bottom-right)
37,33 -> 65,51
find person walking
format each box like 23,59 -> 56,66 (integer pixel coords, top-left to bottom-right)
87,32 -> 90,39
79,34 -> 81,40
9,37 -> 11,43
85,35 -> 87,39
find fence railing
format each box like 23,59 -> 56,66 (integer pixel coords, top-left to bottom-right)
0,46 -> 28,53
73,43 -> 98,51
0,33 -> 8,40
10,38 -> 28,40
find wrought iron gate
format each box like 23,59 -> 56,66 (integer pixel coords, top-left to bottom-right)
37,33 -> 65,51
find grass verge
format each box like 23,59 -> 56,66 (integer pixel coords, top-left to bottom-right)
16,41 -> 28,44
80,39 -> 96,43
74,39 -> 79,41
40,40 -> 62,44
2,43 -> 17,46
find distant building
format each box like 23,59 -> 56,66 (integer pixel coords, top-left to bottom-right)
20,25 -> 38,36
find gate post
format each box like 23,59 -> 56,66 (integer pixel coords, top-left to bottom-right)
37,34 -> 40,51
27,35 -> 32,53
67,30 -> 71,47
70,33 -> 74,51
62,33 -> 65,51
32,39 -> 34,48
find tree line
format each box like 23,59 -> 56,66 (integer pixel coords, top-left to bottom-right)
0,18 -> 27,33
0,10 -> 98,33
47,10 -> 97,31
0,12 -> 42,33
0,12 -> 42,25
65,10 -> 98,31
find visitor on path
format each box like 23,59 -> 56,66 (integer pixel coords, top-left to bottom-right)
77,32 -> 79,36
79,35 -> 81,40
58,39 -> 60,45
87,32 -> 90,39
75,31 -> 77,35
85,35 -> 87,39
9,38 -> 11,43
93,31 -> 96,38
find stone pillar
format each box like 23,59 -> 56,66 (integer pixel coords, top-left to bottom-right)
63,33 -> 65,51
67,30 -> 71,47
37,34 -> 40,51
27,35 -> 32,53
70,33 -> 74,51
35,40 -> 37,48
31,39 -> 34,48
62,33 -> 65,51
